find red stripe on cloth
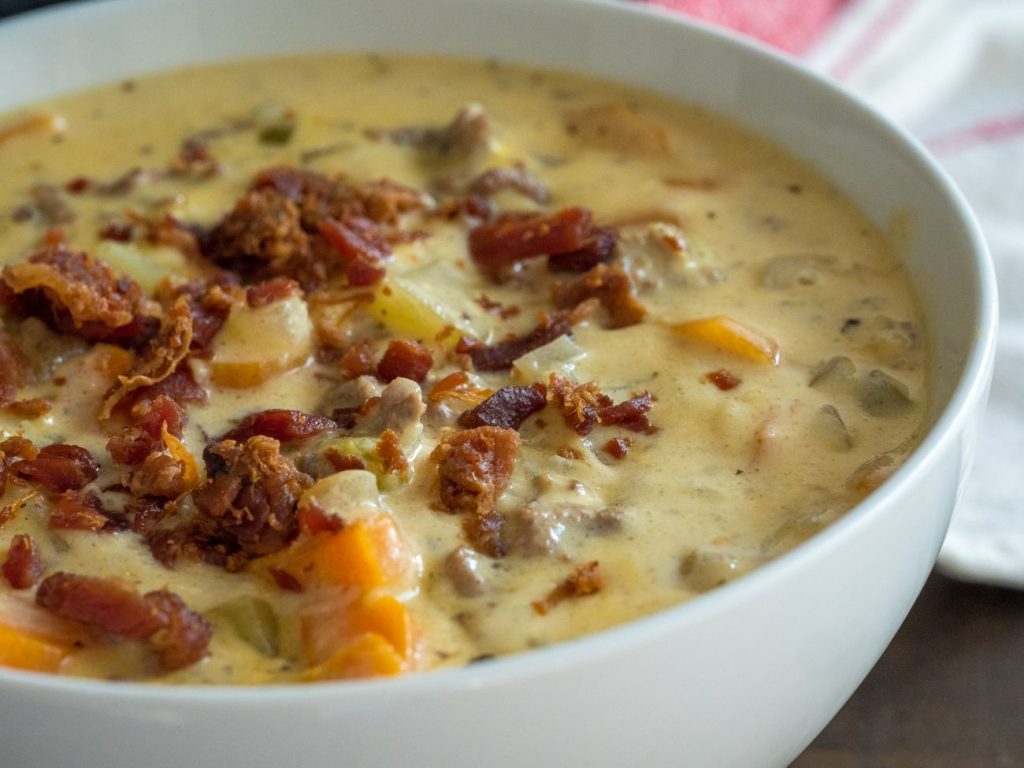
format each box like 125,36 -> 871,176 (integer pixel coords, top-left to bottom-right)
636,0 -> 848,55
925,111 -> 1024,154
828,0 -> 917,80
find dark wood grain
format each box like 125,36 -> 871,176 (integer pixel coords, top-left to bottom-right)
792,572 -> 1024,768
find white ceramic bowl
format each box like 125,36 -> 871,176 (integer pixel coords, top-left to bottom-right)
0,1 -> 997,766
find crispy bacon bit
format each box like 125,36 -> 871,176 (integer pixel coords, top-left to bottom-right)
468,163 -> 550,204
339,338 -> 377,379
319,216 -> 390,287
190,436 -> 313,570
376,339 -> 433,383
469,207 -> 593,274
127,497 -> 166,536
49,492 -> 111,531
458,312 -> 572,372
121,364 -> 207,416
144,590 -> 214,671
13,443 -> 99,494
101,296 -> 194,419
552,264 -> 646,328
220,409 -> 337,443
374,429 -> 409,475
427,371 -> 492,405
705,369 -> 742,391
0,246 -> 155,345
547,374 -> 611,436
167,280 -> 238,353
597,392 -> 656,434
2,398 -> 52,419
127,452 -> 192,500
296,500 -> 344,535
532,561 -> 605,615
2,534 -> 43,589
246,276 -> 303,307
458,384 -> 547,431
108,395 -> 187,467
547,226 -> 618,273
36,572 -> 166,639
35,572 -> 211,671
0,329 -> 30,406
602,437 -> 633,460
432,426 -> 520,521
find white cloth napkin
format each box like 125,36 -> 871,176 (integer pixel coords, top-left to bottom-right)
804,0 -> 1024,588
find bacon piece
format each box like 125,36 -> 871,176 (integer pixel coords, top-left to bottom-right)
468,163 -> 550,204
166,280 -> 239,353
119,365 -> 207,414
432,426 -> 519,522
144,590 -> 214,672
457,312 -> 572,372
552,263 -> 645,329
35,572 -> 211,671
602,437 -> 633,460
597,392 -> 656,434
532,561 -> 605,615
49,492 -> 111,531
376,339 -> 433,383
108,395 -> 186,466
458,384 -> 547,430
374,429 -> 409,476
468,207 -> 592,274
128,453 -> 192,500
246,276 -> 302,307
338,338 -> 377,379
2,534 -> 43,589
36,572 -> 166,639
101,296 -> 194,419
547,226 -> 618,273
13,443 -> 98,494
547,374 -> 612,436
0,246 -> 155,345
189,436 -> 313,570
220,409 -> 337,443
127,497 -> 166,536
319,216 -> 390,287
2,398 -> 51,419
0,329 -> 30,406
705,369 -> 741,391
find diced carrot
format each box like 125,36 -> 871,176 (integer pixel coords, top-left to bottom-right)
253,516 -> 411,592
302,632 -> 404,682
670,315 -> 780,365
301,594 -> 413,665
0,622 -> 73,673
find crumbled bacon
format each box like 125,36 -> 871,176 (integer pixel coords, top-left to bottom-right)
374,429 -> 409,476
602,437 -> 633,460
165,280 -> 239,353
458,384 -> 547,430
376,339 -> 433,383
127,497 -> 166,536
220,409 -> 337,443
2,398 -> 51,419
13,443 -> 99,494
597,392 -> 656,434
432,426 -> 519,522
457,312 -> 572,371
319,216 -> 390,287
532,561 -> 605,615
468,207 -> 593,275
705,369 -> 741,391
338,338 -> 378,379
0,329 -> 30,406
2,533 -> 43,589
468,163 -> 550,204
547,374 -> 611,436
101,296 -> 194,419
189,436 -> 313,570
547,226 -> 618,273
49,491 -> 112,531
35,572 -> 211,671
0,246 -> 156,345
120,364 -> 207,414
552,264 -> 645,328
127,452 -> 193,500
108,395 -> 184,468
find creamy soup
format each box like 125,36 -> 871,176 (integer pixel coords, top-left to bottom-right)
0,55 -> 926,684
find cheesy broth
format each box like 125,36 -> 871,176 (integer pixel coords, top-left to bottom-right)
0,55 -> 926,684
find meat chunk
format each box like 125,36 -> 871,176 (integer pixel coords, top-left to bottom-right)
469,207 -> 593,275
547,226 -> 618,273
13,443 -> 99,494
0,246 -> 156,345
0,329 -> 30,406
376,339 -> 433,383
552,263 -> 646,328
468,163 -> 549,204
443,546 -> 489,597
357,377 -> 426,448
190,436 -> 313,570
2,534 -> 43,589
220,409 -> 337,443
432,426 -> 520,520
49,491 -> 114,531
368,104 -> 492,159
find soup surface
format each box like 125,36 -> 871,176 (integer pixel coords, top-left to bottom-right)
0,55 -> 926,684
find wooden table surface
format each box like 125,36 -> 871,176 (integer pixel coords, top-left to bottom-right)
792,572 -> 1024,768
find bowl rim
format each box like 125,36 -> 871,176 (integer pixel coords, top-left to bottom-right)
0,0 -> 998,702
